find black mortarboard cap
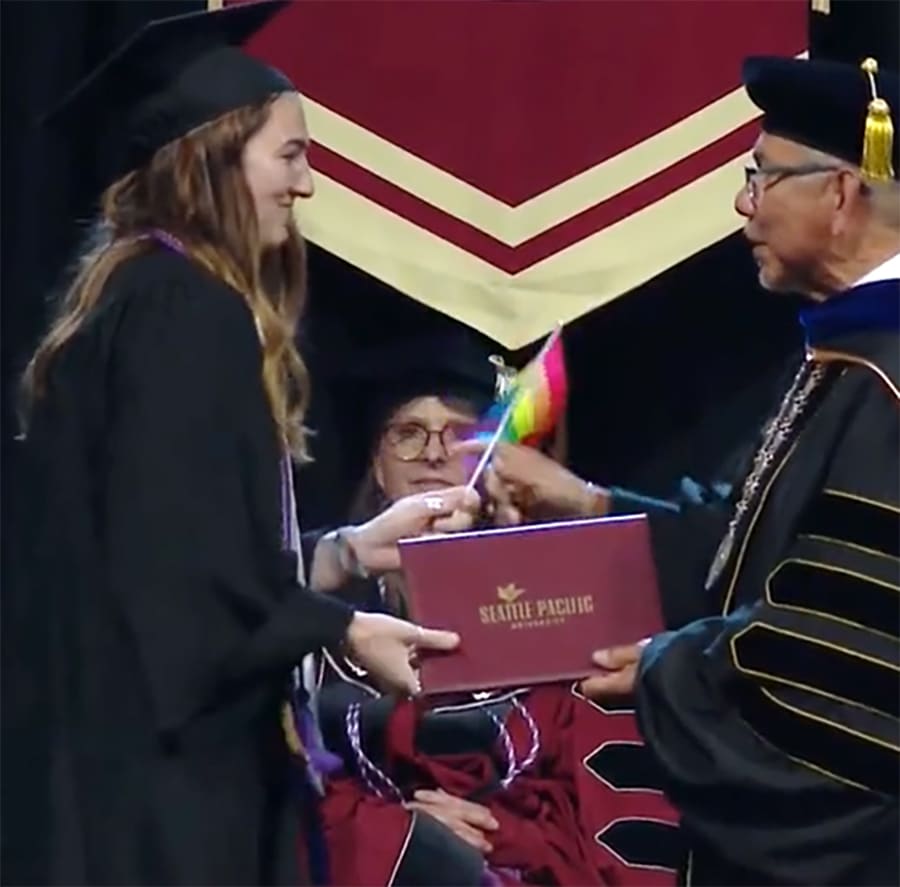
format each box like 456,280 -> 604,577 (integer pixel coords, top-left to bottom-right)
743,55 -> 898,180
348,327 -> 509,446
40,0 -> 292,188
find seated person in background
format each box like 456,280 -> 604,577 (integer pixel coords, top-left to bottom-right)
306,330 -> 680,887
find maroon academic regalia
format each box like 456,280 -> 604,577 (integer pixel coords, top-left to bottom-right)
314,597 -> 681,886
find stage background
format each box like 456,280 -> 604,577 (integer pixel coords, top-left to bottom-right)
2,1 -> 896,881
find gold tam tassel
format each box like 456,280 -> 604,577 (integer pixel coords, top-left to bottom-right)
860,57 -> 895,181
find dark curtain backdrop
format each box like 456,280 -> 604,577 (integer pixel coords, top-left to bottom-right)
1,1 -> 893,882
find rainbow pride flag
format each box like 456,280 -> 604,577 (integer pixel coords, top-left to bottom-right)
477,325 -> 568,448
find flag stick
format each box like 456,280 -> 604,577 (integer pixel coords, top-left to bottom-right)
465,396 -> 515,492
464,322 -> 563,493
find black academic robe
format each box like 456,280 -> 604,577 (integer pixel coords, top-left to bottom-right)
634,281 -> 900,885
14,245 -> 353,886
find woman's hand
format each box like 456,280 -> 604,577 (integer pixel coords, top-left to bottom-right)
351,486 -> 481,574
345,611 -> 459,696
405,788 -> 499,854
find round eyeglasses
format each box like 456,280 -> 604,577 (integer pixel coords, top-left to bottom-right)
383,421 -> 474,461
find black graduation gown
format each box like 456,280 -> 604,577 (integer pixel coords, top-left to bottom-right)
15,245 -> 353,886
633,282 -> 900,885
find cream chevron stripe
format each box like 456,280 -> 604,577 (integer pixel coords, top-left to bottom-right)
295,154 -> 748,349
303,88 -> 758,245
300,49 -> 807,244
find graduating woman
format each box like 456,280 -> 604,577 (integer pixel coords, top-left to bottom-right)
14,3 -> 476,884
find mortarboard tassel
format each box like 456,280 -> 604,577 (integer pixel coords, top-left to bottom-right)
488,354 -> 517,402
860,57 -> 895,182
282,701 -> 305,756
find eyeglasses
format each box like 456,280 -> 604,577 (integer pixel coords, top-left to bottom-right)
383,421 -> 474,462
743,163 -> 842,206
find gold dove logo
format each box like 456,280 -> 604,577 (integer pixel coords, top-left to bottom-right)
497,583 -> 526,604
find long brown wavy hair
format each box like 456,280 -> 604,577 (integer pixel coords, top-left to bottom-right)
21,93 -> 313,460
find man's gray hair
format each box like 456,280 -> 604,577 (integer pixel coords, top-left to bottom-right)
800,144 -> 900,229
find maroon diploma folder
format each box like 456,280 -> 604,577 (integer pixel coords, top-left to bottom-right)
399,515 -> 665,695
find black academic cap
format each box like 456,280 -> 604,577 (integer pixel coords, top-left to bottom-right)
743,55 -> 899,180
348,328 -> 508,445
41,0 -> 292,187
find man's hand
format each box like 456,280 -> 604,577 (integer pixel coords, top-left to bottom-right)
483,461 -> 523,526
405,788 -> 499,854
455,441 -> 606,520
579,642 -> 649,700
